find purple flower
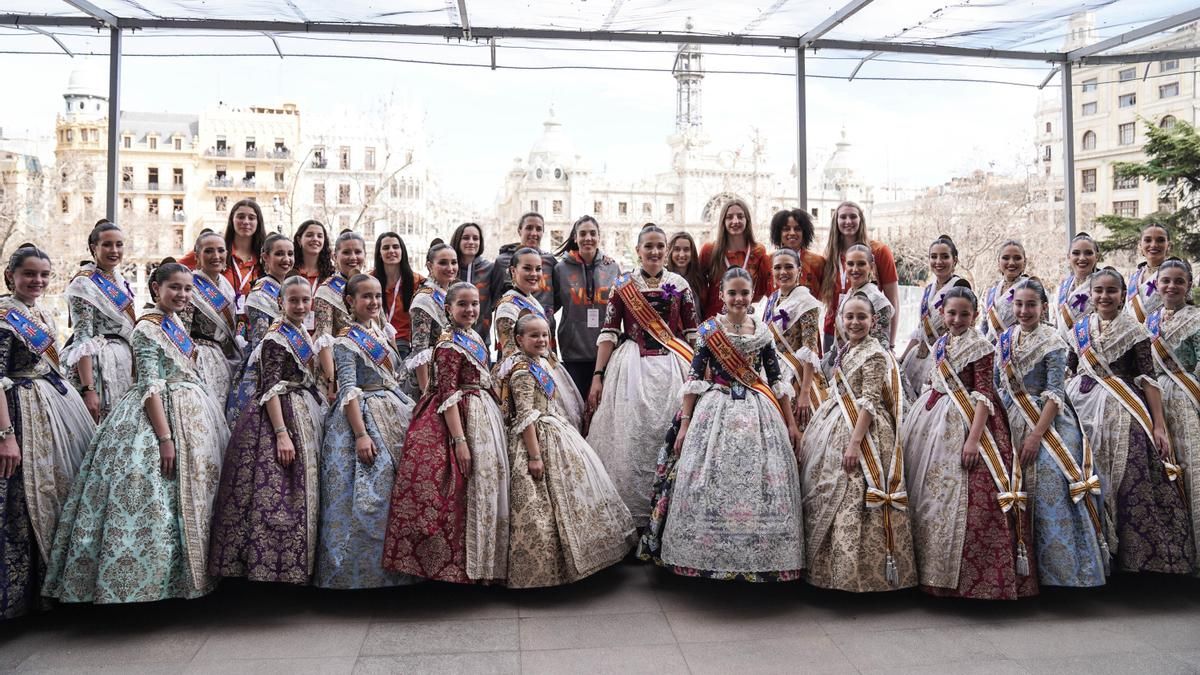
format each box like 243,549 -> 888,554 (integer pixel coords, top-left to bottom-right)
1146,279 -> 1158,297
1005,287 -> 1016,303
934,297 -> 944,310
772,308 -> 791,331
660,283 -> 682,300
1070,292 -> 1088,312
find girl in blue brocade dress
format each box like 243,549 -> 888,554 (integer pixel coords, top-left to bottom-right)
995,279 -> 1107,587
45,263 -> 229,603
640,268 -> 804,581
0,246 -> 94,619
225,233 -> 293,428
315,274 -> 417,589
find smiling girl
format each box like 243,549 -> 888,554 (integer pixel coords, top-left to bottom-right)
226,233 -> 293,427
384,282 -> 509,584
899,235 -> 971,401
292,219 -> 333,293
698,199 -> 771,320
666,231 -> 705,319
980,240 -> 1028,343
183,230 -> 243,409
209,276 -> 326,585
995,278 -> 1107,587
406,241 -> 458,396
313,231 -> 368,400
758,248 -> 822,428
62,222 -> 136,422
553,216 -> 622,398
800,293 -> 914,592
902,287 -> 1037,599
180,199 -> 266,314
452,222 -> 496,351
1127,224 -> 1170,323
372,231 -> 423,359
640,267 -> 804,581
819,202 -> 900,349
0,245 -> 94,618
1055,232 -> 1099,345
45,262 -> 229,603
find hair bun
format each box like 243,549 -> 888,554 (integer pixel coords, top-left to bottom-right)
430,237 -> 445,247
160,256 -> 177,265
15,242 -> 36,251
339,228 -> 354,235
936,234 -> 955,244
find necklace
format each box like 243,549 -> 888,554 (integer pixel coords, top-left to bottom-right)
724,314 -> 749,335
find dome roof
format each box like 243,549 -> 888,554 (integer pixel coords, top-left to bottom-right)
823,127 -> 856,177
528,107 -> 576,170
65,69 -> 106,100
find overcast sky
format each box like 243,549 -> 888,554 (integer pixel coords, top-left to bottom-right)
0,38 -> 1043,210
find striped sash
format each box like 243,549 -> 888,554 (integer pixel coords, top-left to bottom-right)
1145,310 -> 1190,489
1127,267 -> 1150,323
614,274 -> 693,367
698,319 -> 784,416
89,270 -> 137,325
984,283 -> 1006,339
1,306 -> 61,373
933,334 -> 1030,575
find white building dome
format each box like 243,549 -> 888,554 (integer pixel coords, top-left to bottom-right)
65,69 -> 106,100
527,107 -> 576,175
821,127 -> 863,192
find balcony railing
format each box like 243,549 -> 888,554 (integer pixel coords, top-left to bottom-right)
168,182 -> 185,193
274,180 -> 287,190
209,177 -> 233,188
205,147 -> 232,157
267,149 -> 292,159
172,211 -> 187,223
147,182 -> 160,191
241,178 -> 257,188
311,158 -> 328,169
245,147 -> 259,158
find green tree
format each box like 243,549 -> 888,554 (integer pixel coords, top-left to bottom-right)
1097,119 -> 1200,260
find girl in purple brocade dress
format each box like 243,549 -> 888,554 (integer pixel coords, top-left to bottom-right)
208,277 -> 327,584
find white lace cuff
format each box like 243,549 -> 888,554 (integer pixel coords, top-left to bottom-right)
1135,374 -> 1162,392
436,390 -> 464,414
0,377 -> 12,391
259,381 -> 291,406
496,354 -> 518,380
338,386 -> 364,410
138,378 -> 167,405
794,346 -> 821,369
969,391 -> 995,417
512,409 -> 541,434
313,334 -> 336,351
680,379 -> 711,400
385,323 -> 398,340
854,397 -> 880,419
771,379 -> 794,400
1039,390 -> 1066,411
597,331 -> 619,346
405,348 -> 433,371
61,336 -> 105,366
234,334 -> 248,351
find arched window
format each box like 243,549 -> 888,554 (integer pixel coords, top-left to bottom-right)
1081,130 -> 1096,150
700,192 -> 745,224
1160,115 -> 1178,129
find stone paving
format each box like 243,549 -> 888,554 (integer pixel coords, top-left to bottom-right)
2,562 -> 1199,674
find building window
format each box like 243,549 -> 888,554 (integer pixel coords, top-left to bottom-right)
530,200 -> 539,213
1161,59 -> 1179,72
1042,145 -> 1052,161
274,168 -> 284,187
148,198 -> 159,217
66,129 -> 73,142
554,168 -> 562,180
83,195 -> 93,212
122,196 -> 132,210
1159,82 -> 1180,98
174,137 -> 182,151
1081,78 -> 1097,92
313,147 -> 326,169
1118,93 -> 1136,108
1082,130 -> 1096,150
148,136 -> 157,150
244,166 -> 256,183
338,184 -> 350,205
1117,67 -> 1136,81
1118,122 -> 1135,145
61,196 -> 69,214
666,203 -> 675,218
1081,101 -> 1097,116
1114,174 -> 1139,190
552,199 -> 563,215
642,202 -> 652,216
365,147 -> 376,170
314,183 -> 325,203
1161,115 -> 1178,130
338,215 -> 350,230
172,167 -> 183,188
339,146 -> 350,170
365,185 -> 376,202
123,135 -> 131,149
593,200 -> 602,215
245,138 -> 257,157
1044,122 -> 1052,133
618,201 -> 628,216
121,166 -> 133,186
148,167 -> 159,189
216,195 -> 228,212
1113,200 -> 1139,218
1081,169 -> 1097,193
390,181 -> 397,199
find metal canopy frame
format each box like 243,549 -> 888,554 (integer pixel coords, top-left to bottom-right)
2,1 -> 1195,234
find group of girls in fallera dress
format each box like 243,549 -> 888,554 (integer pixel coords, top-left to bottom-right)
2,197 -> 1199,622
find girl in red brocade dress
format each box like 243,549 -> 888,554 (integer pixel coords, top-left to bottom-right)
901,287 -> 1039,600
383,283 -> 509,583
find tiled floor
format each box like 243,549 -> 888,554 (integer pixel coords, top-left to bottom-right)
3,562 -> 1199,674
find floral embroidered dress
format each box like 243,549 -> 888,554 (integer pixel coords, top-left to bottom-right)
994,323 -> 1107,587
504,354 -> 635,588
979,277 -> 1022,343
639,316 -> 804,581
1125,263 -> 1163,324
831,281 -> 893,353
313,272 -> 351,348
404,278 -> 451,399
759,283 -> 822,429
900,275 -> 970,401
315,321 -> 417,589
1149,304 -> 1200,572
494,289 -> 585,430
182,271 -> 242,411
1067,312 -> 1193,574
61,265 -> 137,419
901,328 -> 1038,599
383,328 -> 509,583
0,298 -> 94,619
44,309 -> 228,603
1054,274 -> 1094,348
800,337 -> 916,592
225,275 -> 283,428
208,320 -> 326,585
586,270 -> 698,527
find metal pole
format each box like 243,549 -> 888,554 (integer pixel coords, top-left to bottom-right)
1060,62 -> 1076,241
104,27 -> 121,224
796,46 -> 807,210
